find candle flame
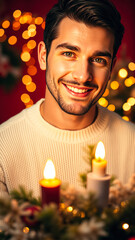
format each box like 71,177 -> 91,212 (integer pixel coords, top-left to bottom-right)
95,141 -> 105,159
44,159 -> 56,179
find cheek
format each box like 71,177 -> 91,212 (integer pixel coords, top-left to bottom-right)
94,69 -> 110,86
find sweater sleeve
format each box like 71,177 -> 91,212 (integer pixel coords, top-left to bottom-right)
0,165 -> 9,199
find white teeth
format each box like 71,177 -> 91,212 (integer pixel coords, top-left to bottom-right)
66,85 -> 88,93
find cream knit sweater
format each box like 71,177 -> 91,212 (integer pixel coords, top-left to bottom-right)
0,99 -> 135,198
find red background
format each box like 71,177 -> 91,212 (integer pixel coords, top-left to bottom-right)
0,0 -> 135,124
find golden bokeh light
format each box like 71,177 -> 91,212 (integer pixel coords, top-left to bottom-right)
19,15 -> 28,24
26,82 -> 36,92
35,17 -> 43,25
41,21 -> 45,29
12,21 -> 21,31
98,97 -> 108,107
122,116 -> 129,121
21,93 -> 30,103
128,62 -> 135,71
28,29 -> 36,37
118,68 -> 128,78
8,36 -> 17,45
23,227 -> 29,234
110,81 -> 119,90
22,44 -> 30,53
0,28 -> 5,37
21,52 -> 31,62
127,97 -> 135,106
124,77 -> 135,87
25,99 -> 33,106
67,206 -> 73,212
102,88 -> 109,97
122,223 -> 129,230
122,103 -> 131,111
2,20 -> 10,29
27,65 -> 37,76
27,40 -> 36,49
107,104 -> 115,111
22,75 -> 32,85
22,30 -> 30,39
13,10 -> 22,19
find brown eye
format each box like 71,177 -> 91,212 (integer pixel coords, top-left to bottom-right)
63,52 -> 74,57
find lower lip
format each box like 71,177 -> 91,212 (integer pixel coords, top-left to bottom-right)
63,84 -> 92,98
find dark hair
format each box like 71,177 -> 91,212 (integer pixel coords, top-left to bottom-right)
44,0 -> 124,59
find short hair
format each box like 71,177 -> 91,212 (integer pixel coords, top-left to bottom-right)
44,0 -> 124,59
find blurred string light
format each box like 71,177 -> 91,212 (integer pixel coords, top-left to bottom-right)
0,9 -> 134,121
0,9 -> 46,108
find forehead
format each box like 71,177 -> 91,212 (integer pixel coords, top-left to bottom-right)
52,17 -> 114,54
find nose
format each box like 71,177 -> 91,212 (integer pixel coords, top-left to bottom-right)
72,59 -> 92,83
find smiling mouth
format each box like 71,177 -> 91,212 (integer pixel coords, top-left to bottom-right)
62,83 -> 94,97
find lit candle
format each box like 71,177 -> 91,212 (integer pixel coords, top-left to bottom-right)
87,141 -> 110,207
92,141 -> 107,177
39,159 -> 61,207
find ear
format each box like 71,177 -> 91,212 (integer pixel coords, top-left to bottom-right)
38,41 -> 47,70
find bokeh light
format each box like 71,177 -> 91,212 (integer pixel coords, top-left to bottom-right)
122,103 -> 131,111
110,81 -> 119,90
2,20 -> 10,29
8,36 -> 17,45
21,52 -> 31,62
0,28 -> 5,37
128,62 -> 135,71
26,82 -> 36,92
118,68 -> 128,78
27,65 -> 37,76
22,75 -> 32,85
13,10 -> 22,19
21,93 -> 30,103
107,104 -> 115,111
98,97 -> 108,107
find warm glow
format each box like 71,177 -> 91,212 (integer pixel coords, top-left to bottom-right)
21,52 -> 31,62
41,21 -> 45,29
102,88 -> 109,97
26,82 -> 36,92
123,103 -> 131,111
98,97 -> 108,107
23,227 -> 29,234
28,29 -> 36,37
95,141 -> 105,159
13,10 -> 22,19
8,36 -> 17,45
27,65 -> 37,76
22,75 -> 32,85
67,206 -> 73,212
118,68 -> 128,78
110,81 -> 119,90
35,17 -> 43,25
26,57 -> 35,66
44,160 -> 56,179
127,97 -> 135,106
124,77 -> 135,87
122,223 -> 129,230
27,40 -> 36,49
0,28 -> 5,37
128,62 -> 135,71
107,104 -> 115,111
2,20 -> 10,29
22,30 -> 29,39
12,21 -> 21,31
21,93 -> 30,103
122,116 -> 129,121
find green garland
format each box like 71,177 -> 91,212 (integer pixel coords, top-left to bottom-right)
0,176 -> 135,240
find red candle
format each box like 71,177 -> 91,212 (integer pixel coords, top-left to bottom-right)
39,159 -> 61,207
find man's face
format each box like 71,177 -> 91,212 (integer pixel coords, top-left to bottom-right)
45,17 -> 114,115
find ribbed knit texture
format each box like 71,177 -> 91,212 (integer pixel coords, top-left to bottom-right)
0,99 -> 135,198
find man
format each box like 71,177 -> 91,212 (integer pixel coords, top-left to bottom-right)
0,0 -> 135,198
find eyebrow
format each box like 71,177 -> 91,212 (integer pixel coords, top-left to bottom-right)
56,43 -> 112,59
56,43 -> 80,52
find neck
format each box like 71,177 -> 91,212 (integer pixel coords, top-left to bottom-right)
40,91 -> 98,131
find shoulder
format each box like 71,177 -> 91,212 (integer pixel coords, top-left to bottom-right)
0,99 -> 44,133
98,104 -> 135,133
